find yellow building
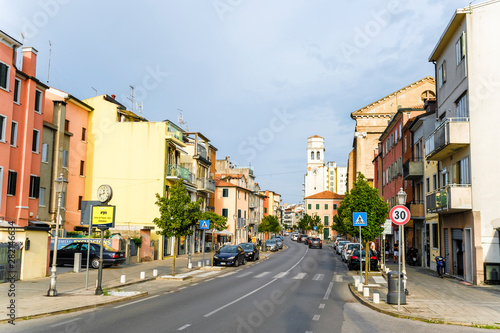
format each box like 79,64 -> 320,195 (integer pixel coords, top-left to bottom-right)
83,94 -> 187,259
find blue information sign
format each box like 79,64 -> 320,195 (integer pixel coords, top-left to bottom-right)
353,212 -> 367,227
200,220 -> 210,229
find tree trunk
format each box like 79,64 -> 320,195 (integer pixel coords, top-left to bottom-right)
172,236 -> 177,276
364,241 -> 370,285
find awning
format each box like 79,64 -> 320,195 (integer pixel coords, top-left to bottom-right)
172,142 -> 188,155
205,229 -> 233,235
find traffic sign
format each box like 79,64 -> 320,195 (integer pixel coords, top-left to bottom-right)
200,220 -> 210,229
389,205 -> 411,225
353,212 -> 367,226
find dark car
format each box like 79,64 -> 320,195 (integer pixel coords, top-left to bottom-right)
239,242 -> 260,261
309,237 -> 322,249
213,245 -> 246,266
348,249 -> 378,271
50,242 -> 126,269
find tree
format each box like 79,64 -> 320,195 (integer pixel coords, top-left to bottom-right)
199,211 -> 227,251
298,214 -> 323,234
153,180 -> 202,276
333,173 -> 389,282
258,215 -> 281,238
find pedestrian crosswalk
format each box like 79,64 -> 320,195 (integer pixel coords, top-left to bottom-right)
181,269 -> 347,282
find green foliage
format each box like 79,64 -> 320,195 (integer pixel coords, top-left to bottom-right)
199,211 -> 227,231
298,214 -> 323,233
258,215 -> 281,234
131,237 -> 143,248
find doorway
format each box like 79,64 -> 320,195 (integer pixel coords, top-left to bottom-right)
464,228 -> 473,283
452,228 -> 464,278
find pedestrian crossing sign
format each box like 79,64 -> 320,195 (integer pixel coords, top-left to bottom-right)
353,212 -> 367,226
200,219 -> 210,229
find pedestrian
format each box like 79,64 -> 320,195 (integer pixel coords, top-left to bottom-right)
385,240 -> 390,260
393,240 -> 399,263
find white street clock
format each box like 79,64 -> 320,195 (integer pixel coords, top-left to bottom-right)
97,184 -> 113,203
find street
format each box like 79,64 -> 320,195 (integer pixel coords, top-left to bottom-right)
7,238 -> 486,333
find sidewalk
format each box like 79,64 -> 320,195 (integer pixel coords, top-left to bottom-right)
1,251 -> 271,324
349,261 -> 500,328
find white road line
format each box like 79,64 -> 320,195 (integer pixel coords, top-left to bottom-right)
219,272 -> 236,277
333,275 -> 343,282
50,318 -> 81,327
237,271 -> 254,278
113,295 -> 159,309
312,274 -> 324,281
254,272 -> 270,278
198,271 -> 219,277
323,282 -> 333,300
305,331 -> 313,333
319,304 -> 325,309
178,287 -> 186,290
373,276 -> 387,284
293,273 -> 307,280
313,315 -> 320,321
192,283 -> 199,286
273,272 -> 289,279
206,278 -> 214,282
177,324 -> 191,330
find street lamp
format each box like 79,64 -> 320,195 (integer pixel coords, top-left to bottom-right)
397,187 -> 407,277
48,173 -> 68,296
397,188 -> 407,205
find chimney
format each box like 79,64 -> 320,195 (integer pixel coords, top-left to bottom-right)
22,47 -> 38,77
111,94 -> 116,99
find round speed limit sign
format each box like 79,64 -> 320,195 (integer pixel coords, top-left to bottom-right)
389,205 -> 411,225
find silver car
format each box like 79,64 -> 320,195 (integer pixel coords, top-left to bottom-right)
341,243 -> 360,262
336,240 -> 350,255
265,239 -> 278,252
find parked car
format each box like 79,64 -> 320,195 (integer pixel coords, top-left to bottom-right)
291,233 -> 299,241
265,239 -> 278,252
336,240 -> 350,255
309,237 -> 322,249
272,238 -> 283,249
50,242 -> 126,269
347,249 -> 378,271
238,242 -> 260,261
334,237 -> 346,250
213,245 -> 246,266
341,243 -> 360,262
298,234 -> 308,243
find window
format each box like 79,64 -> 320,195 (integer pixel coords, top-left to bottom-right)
238,209 -> 241,218
0,114 -> 6,141
78,196 -> 83,211
456,32 -> 465,65
426,177 -> 430,193
80,160 -> 85,176
317,151 -> 320,160
13,78 -> 21,103
81,127 -> 86,141
333,204 -> 337,210
432,223 -> 439,249
222,208 -> 228,218
456,94 -> 468,119
10,121 -> 17,147
29,175 -> 40,198
39,187 -> 46,206
7,170 -> 17,196
64,119 -> 70,132
452,157 -> 470,184
244,192 -> 247,200
32,129 -> 40,153
438,61 -> 446,88
308,204 -> 311,210
324,204 -> 328,210
432,174 -> 437,190
316,204 -> 319,210
264,207 -> 267,214
34,89 -> 42,113
404,136 -> 407,153
311,151 -> 314,160
0,61 -> 10,90
62,150 -> 68,168
324,215 -> 329,226
222,188 -> 229,197
41,143 -> 49,162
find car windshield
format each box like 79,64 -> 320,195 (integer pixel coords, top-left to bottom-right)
265,240 -> 276,244
240,244 -> 254,250
219,246 -> 238,253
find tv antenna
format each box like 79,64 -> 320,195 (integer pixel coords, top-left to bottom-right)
127,85 -> 134,111
136,102 -> 143,114
178,108 -> 188,130
47,40 -> 52,84
91,87 -> 98,96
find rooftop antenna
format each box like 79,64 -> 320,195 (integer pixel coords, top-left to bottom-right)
127,85 -> 134,111
47,40 -> 52,84
91,87 -> 97,96
136,102 -> 143,114
178,108 -> 188,130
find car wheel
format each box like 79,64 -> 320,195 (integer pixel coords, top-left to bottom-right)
256,254 -> 259,260
242,258 -> 247,265
91,257 -> 100,269
234,258 -> 240,267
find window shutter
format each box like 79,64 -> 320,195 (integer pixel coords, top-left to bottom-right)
34,176 -> 40,198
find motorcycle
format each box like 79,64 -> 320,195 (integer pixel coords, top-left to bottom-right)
407,247 -> 418,266
436,256 -> 445,278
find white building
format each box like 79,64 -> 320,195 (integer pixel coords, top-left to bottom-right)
326,161 -> 347,195
304,135 -> 326,198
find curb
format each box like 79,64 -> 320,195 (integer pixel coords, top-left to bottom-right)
348,283 -> 500,329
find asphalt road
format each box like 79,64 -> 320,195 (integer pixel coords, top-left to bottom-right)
9,237 -> 485,333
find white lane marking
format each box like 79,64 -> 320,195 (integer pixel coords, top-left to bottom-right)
273,272 -> 289,279
206,278 -> 214,282
175,270 -> 205,277
254,272 -> 270,278
319,304 -> 325,309
192,283 -> 199,286
312,274 -> 324,281
237,271 -> 254,278
313,315 -> 320,321
306,331 -> 313,333
373,276 -> 387,284
333,275 -> 343,282
50,318 -> 81,327
205,248 -> 310,318
323,282 -> 333,300
198,271 -> 219,278
177,324 -> 191,331
178,287 -> 186,290
293,273 -> 307,280
113,295 -> 159,309
219,272 -> 237,277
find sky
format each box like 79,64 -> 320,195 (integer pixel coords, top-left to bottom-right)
1,0 -> 469,204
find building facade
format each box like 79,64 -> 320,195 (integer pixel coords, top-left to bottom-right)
304,135 -> 326,198
304,190 -> 343,240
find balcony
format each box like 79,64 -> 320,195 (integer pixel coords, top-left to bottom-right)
195,178 -> 216,193
426,184 -> 472,214
403,159 -> 424,180
409,201 -> 425,218
166,164 -> 194,183
425,118 -> 470,160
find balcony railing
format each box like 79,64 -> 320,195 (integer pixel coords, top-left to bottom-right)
166,164 -> 194,183
409,201 -> 425,218
424,118 -> 470,160
426,184 -> 472,214
195,178 -> 216,193
403,158 -> 424,180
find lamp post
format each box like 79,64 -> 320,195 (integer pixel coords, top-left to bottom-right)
48,173 -> 68,296
396,187 -> 407,309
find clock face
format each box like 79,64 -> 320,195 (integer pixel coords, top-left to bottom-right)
97,184 -> 112,203
312,168 -> 318,175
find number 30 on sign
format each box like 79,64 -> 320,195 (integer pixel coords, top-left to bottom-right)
389,205 -> 411,225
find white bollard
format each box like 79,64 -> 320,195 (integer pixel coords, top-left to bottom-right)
354,279 -> 359,288
363,287 -> 370,297
206,259 -> 210,266
120,275 -> 126,283
197,261 -> 201,267
373,293 -> 380,304
153,269 -> 158,277
188,262 -> 192,269
357,283 -> 363,292
140,271 -> 145,279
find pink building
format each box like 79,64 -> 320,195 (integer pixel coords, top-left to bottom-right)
304,190 -> 344,240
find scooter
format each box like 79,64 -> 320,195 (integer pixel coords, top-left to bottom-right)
407,247 -> 418,266
436,256 -> 445,278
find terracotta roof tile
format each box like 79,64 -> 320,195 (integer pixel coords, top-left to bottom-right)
304,190 -> 344,200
